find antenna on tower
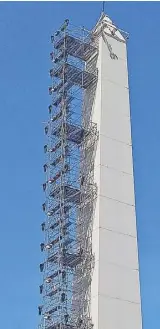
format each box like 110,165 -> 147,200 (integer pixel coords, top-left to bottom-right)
102,1 -> 105,13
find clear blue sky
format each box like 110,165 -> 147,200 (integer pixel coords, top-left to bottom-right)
0,1 -> 160,329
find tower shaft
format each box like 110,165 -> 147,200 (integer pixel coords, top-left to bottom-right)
90,14 -> 142,329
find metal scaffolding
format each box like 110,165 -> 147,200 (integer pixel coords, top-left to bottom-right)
39,19 -> 98,329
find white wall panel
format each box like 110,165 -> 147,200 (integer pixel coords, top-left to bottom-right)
98,295 -> 142,329
101,80 -> 131,118
99,262 -> 141,303
99,228 -> 139,269
100,106 -> 132,144
100,135 -> 133,174
91,295 -> 99,329
99,195 -> 137,236
100,166 -> 135,205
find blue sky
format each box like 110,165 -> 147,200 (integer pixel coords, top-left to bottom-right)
0,1 -> 160,329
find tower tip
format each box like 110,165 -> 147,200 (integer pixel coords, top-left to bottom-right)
102,1 -> 105,13
92,11 -> 128,42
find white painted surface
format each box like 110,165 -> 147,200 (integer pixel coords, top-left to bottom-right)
100,108 -> 132,144
100,166 -> 135,205
98,295 -> 142,329
100,136 -> 133,174
90,13 -> 142,329
99,228 -> 139,269
99,262 -> 140,302
101,80 -> 131,117
99,196 -> 137,236
101,54 -> 129,88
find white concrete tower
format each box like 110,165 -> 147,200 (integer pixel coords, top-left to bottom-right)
90,13 -> 143,329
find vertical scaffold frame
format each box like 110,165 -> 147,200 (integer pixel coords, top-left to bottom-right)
39,19 -> 99,329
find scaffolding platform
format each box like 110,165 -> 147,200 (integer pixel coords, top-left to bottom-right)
48,165 -> 69,184
47,250 -> 83,268
45,306 -> 61,315
47,287 -> 61,297
52,80 -> 74,95
49,141 -> 62,153
52,123 -> 88,145
61,252 -> 83,268
48,204 -> 72,217
45,270 -> 66,282
51,107 -> 70,125
53,63 -> 97,89
47,236 -> 73,249
54,35 -> 97,61
50,155 -> 63,167
50,185 -> 80,204
52,93 -> 74,107
51,110 -> 63,123
50,219 -> 71,231
63,237 -> 74,247
49,144 -> 69,157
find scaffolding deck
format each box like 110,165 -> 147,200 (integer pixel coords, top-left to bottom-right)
54,63 -> 97,89
54,34 -> 97,61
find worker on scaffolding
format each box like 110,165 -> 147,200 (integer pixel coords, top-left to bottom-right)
42,203 -> 46,212
61,19 -> 69,31
48,86 -> 53,95
50,51 -> 54,61
48,105 -> 52,114
51,35 -> 54,43
39,284 -> 43,294
43,164 -> 48,172
38,305 -> 43,315
49,69 -> 54,77
43,183 -> 46,192
40,243 -> 45,252
45,126 -> 48,135
64,314 -> 69,324
80,175 -> 85,186
44,145 -> 47,153
41,222 -> 45,231
39,263 -> 44,272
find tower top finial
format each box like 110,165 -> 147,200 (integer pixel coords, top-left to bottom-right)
92,12 -> 128,43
